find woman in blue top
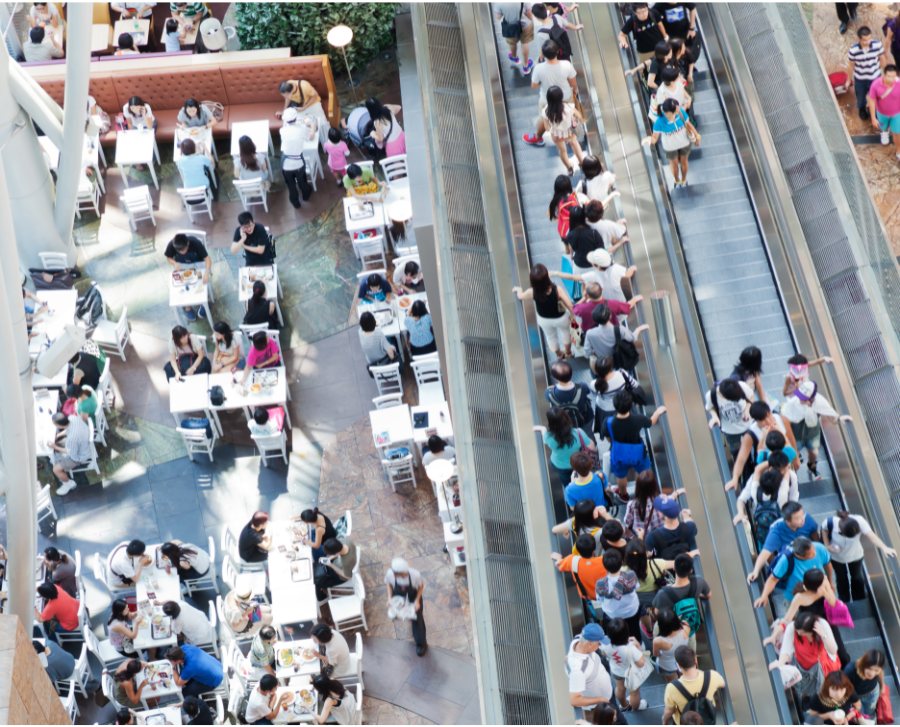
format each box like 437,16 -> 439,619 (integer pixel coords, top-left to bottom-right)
404,300 -> 437,356
534,407 -> 595,485
641,97 -> 701,189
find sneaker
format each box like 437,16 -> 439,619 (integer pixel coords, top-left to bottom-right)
522,133 -> 545,147
808,462 -> 822,480
197,306 -> 207,319
859,107 -> 870,121
682,179 -> 689,187
522,59 -> 534,75
57,481 -> 76,496
839,21 -> 848,34
881,131 -> 891,146
636,700 -> 648,711
507,52 -> 520,65
185,308 -> 197,322
415,643 -> 428,656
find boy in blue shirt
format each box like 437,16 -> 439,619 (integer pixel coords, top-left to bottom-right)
564,451 -> 610,515
747,502 -> 818,587
168,644 -> 223,697
753,537 -> 832,615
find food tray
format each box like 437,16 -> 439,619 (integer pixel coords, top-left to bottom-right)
347,201 -> 375,220
251,369 -> 278,388
290,558 -> 311,582
151,619 -> 171,640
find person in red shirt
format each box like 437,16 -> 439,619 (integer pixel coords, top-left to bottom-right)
572,282 -> 634,334
552,534 -> 608,620
35,582 -> 80,640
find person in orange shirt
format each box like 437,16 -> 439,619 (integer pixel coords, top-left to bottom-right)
34,583 -> 80,642
552,534 -> 607,622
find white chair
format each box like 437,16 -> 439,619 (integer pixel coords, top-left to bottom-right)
381,454 -> 417,493
36,484 -> 58,533
233,177 -> 269,213
92,551 -> 134,596
68,419 -> 100,477
329,572 -> 368,633
226,674 -> 246,721
101,670 -> 125,711
412,351 -> 440,363
177,425 -> 218,462
214,693 -> 225,725
411,357 -> 445,407
93,399 -> 109,447
97,355 -> 114,410
221,554 -> 268,603
355,267 -> 387,287
75,177 -> 101,218
251,429 -> 289,467
38,252 -> 69,270
183,534 -> 219,596
225,640 -> 255,691
121,184 -> 156,230
56,584 -> 87,646
83,623 -> 126,670
344,510 -> 353,539
372,393 -> 403,410
73,549 -> 82,581
59,678 -> 78,721
220,525 -> 266,574
327,545 -> 362,599
216,595 -> 253,648
202,598 -> 221,658
65,644 -> 92,697
91,305 -> 131,361
177,186 -> 214,222
335,632 -> 364,689
354,682 -> 363,724
357,236 -> 387,270
392,253 -> 420,281
369,363 -> 402,397
380,154 -> 408,185
239,323 -> 281,353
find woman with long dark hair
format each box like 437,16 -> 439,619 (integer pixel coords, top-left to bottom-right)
311,674 -> 357,724
514,263 -> 574,359
177,98 -> 214,129
295,507 -> 337,560
404,299 -> 437,356
237,135 -> 270,185
845,649 -> 886,719
771,611 -> 841,701
541,85 -> 585,174
548,174 -> 582,241
108,598 -> 142,657
243,280 -> 279,330
592,355 -> 640,440
731,345 -> 766,400
211,321 -> 243,373
534,406 -> 593,484
365,96 -> 405,157
552,498 -> 604,555
159,540 -> 210,582
624,471 -> 686,537
164,325 -> 211,381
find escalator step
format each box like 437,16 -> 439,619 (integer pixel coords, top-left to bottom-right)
847,599 -> 876,620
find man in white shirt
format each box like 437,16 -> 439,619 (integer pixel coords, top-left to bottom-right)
163,601 -> 213,646
245,674 -> 290,724
524,40 -> 578,146
582,248 -> 635,304
567,623 -> 613,714
47,412 -> 93,495
23,26 -> 63,62
279,108 -> 312,210
780,380 -> 850,479
108,539 -> 152,586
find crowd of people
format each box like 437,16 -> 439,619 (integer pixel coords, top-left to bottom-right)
498,3 -> 897,725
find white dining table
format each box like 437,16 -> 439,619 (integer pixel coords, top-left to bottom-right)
369,403 -> 414,451
39,136 -> 105,193
272,639 -> 321,681
91,23 -> 112,52
168,269 -> 212,327
138,659 -> 182,709
267,522 -> 318,628
410,401 -> 454,446
173,125 -> 218,168
342,196 -> 386,236
132,545 -> 182,652
135,705 -> 183,725
30,290 -> 78,389
33,389 -> 59,458
238,265 -> 283,326
114,18 -> 150,46
116,129 -> 160,189
273,679 -> 318,724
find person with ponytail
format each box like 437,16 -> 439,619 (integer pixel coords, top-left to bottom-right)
548,174 -> 584,242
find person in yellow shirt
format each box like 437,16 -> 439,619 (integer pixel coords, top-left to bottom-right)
662,646 -> 725,725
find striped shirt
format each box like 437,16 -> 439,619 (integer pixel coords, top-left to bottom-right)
848,40 -> 884,81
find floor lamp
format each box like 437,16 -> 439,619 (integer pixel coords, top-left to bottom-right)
327,24 -> 360,101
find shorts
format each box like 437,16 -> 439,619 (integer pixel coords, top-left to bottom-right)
609,452 -> 651,479
504,20 -> 534,52
790,420 -> 822,452
876,111 -> 900,134
53,455 -> 85,471
665,144 -> 691,160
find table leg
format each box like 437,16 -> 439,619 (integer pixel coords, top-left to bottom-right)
98,145 -> 107,167
153,137 -> 161,165
172,413 -> 182,429
149,165 -> 159,190
93,163 -> 106,194
275,300 -> 284,327
208,408 -> 223,438
267,129 -> 275,156
203,303 -> 214,328
283,406 -> 292,429
121,164 -> 132,188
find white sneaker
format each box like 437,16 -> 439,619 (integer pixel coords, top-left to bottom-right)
637,699 -> 648,711
56,481 -> 76,496
882,130 -> 891,146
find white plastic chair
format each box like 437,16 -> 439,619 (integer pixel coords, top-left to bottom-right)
233,177 -> 269,213
91,305 -> 131,361
92,551 -> 135,596
82,623 -> 126,670
38,252 -> 69,269
36,483 -> 58,533
327,545 -> 362,599
220,525 -> 265,575
59,678 -> 79,721
202,598 -> 221,658
380,154 -> 408,185
392,253 -> 421,280
354,682 -> 363,724
251,429 -> 289,467
68,419 -> 100,476
93,398 -> 109,447
56,583 -> 87,646
381,454 -> 417,493
239,323 -> 281,354
101,669 -> 125,711
66,643 -> 92,697
335,631 -> 364,689
411,357 -> 445,407
329,572 -> 368,634
177,425 -> 218,462
182,534 -> 219,597
121,184 -> 156,230
214,693 -> 225,725
357,236 -> 387,270
225,640 -> 255,691
372,393 -> 403,410
75,178 -> 101,218
73,549 -> 82,581
97,355 -> 114,410
226,673 -> 247,719
177,186 -> 214,222
221,553 -> 268,603
216,595 -> 252,649
369,363 -> 402,397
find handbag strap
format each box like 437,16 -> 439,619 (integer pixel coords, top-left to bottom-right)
570,556 -> 591,600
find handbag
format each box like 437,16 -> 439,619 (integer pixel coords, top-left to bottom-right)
576,429 -> 601,471
824,598 -> 854,629
625,652 -> 655,692
877,683 -> 893,725
622,371 -> 649,406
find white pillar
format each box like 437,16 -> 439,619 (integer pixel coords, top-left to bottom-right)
0,162 -> 38,625
0,33 -> 69,268
53,3 -> 92,245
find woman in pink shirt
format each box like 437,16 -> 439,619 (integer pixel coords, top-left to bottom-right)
242,331 -> 281,383
323,127 -> 350,186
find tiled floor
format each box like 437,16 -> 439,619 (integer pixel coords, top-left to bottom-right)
3,45 -> 478,725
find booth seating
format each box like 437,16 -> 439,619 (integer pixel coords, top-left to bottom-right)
25,48 -> 339,143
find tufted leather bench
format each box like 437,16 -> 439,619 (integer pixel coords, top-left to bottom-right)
29,51 -> 338,144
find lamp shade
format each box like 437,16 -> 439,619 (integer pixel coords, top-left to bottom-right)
327,24 -> 353,49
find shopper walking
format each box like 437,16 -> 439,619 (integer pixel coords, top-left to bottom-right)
385,557 -> 427,656
847,26 -> 886,121
867,64 -> 900,161
642,98 -> 701,189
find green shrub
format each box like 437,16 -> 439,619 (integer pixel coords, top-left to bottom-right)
234,3 -> 398,72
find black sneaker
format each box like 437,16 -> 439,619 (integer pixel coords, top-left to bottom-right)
416,643 -> 428,656
840,21 -> 848,34
859,107 -> 870,121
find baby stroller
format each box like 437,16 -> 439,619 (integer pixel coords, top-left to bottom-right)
345,106 -> 382,159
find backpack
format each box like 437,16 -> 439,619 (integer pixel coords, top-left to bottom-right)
612,324 -> 640,372
548,15 -> 573,61
75,284 -> 105,329
669,578 -> 703,637
500,4 -> 524,38
750,492 -> 781,553
764,545 -> 796,587
672,671 -> 718,725
547,385 -> 592,429
708,380 -> 751,419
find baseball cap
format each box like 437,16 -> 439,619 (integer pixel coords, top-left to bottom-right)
586,248 -> 611,268
795,380 -> 817,401
282,107 -> 299,124
653,495 -> 681,519
580,623 -> 606,643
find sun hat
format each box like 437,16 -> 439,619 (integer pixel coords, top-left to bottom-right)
587,248 -> 611,268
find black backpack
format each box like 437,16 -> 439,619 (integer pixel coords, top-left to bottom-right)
672,671 -> 718,724
547,385 -> 592,429
548,15 -> 572,60
612,324 -> 640,372
750,492 -> 781,553
501,4 -> 524,38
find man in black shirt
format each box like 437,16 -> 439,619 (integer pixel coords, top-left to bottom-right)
564,207 -> 605,274
646,500 -> 699,560
164,233 -> 212,321
238,511 -> 271,563
182,695 -> 215,725
618,3 -> 668,61
230,211 -> 274,266
654,2 -> 700,60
